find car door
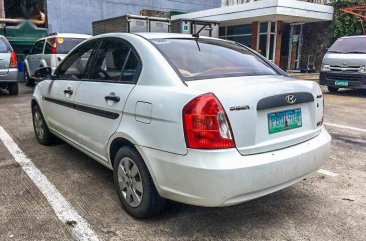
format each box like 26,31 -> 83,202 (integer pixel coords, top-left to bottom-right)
43,40 -> 99,142
74,37 -> 141,162
28,39 -> 45,75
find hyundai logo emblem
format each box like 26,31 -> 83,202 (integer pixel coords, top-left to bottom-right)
285,95 -> 296,104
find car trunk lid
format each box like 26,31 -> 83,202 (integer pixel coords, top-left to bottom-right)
186,76 -> 324,155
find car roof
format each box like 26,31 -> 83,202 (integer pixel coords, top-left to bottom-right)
134,32 -> 199,39
41,33 -> 92,40
340,35 -> 366,39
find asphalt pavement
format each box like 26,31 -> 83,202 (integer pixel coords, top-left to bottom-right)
0,84 -> 365,241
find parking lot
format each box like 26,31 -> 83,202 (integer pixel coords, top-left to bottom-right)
0,83 -> 365,241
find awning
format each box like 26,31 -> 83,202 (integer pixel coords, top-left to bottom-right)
172,0 -> 334,26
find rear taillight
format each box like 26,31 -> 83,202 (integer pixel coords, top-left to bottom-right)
183,93 -> 235,149
9,51 -> 17,68
51,38 -> 57,54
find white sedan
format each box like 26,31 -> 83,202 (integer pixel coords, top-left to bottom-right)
31,33 -> 331,218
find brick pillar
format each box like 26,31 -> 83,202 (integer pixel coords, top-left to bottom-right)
251,21 -> 258,50
274,21 -> 283,67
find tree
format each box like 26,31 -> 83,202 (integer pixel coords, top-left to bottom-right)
330,0 -> 366,39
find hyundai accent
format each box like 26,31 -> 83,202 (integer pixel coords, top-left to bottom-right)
31,33 -> 331,218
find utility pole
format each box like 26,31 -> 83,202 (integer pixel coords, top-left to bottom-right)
0,0 -> 4,18
0,0 -> 5,29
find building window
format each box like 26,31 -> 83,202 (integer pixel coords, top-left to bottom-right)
257,21 -> 277,61
219,24 -> 252,48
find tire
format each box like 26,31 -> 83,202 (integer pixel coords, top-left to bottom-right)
113,146 -> 165,219
327,86 -> 339,93
8,83 -> 18,95
24,67 -> 35,87
32,105 -> 56,145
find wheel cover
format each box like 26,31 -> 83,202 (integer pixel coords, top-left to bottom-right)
33,111 -> 45,140
117,157 -> 143,207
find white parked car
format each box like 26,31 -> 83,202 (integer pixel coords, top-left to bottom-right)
24,33 -> 91,86
32,33 -> 331,218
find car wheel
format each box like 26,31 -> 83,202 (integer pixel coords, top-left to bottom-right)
113,146 -> 165,219
327,86 -> 339,93
24,67 -> 35,87
8,83 -> 18,95
32,105 -> 56,145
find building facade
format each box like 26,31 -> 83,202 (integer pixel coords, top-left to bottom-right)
46,0 -> 221,35
174,0 -> 334,71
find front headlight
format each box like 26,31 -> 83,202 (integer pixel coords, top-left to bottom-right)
359,66 -> 366,73
321,64 -> 331,71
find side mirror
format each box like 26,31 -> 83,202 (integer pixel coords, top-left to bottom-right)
34,67 -> 52,79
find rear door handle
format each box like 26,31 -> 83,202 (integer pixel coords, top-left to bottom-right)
64,89 -> 73,95
105,95 -> 120,102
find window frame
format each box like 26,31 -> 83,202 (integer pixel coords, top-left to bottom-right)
86,37 -> 142,85
150,37 -> 283,82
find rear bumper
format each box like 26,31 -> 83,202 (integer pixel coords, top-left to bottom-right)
0,68 -> 18,83
319,71 -> 366,89
139,127 -> 331,207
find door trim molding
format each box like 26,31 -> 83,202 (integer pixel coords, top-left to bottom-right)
43,96 -> 120,119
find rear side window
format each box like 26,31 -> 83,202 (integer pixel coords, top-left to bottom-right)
0,38 -> 11,53
32,40 -> 45,54
90,38 -> 140,83
121,52 -> 139,82
151,38 -> 277,81
56,38 -> 85,54
44,38 -> 54,54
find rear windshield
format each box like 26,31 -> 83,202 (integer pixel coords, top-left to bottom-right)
57,38 -> 86,54
328,37 -> 366,54
151,38 -> 277,81
0,38 -> 11,53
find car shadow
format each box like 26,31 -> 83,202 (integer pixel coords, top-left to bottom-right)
325,89 -> 366,97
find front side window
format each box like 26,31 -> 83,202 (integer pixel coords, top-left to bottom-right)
32,40 -> 45,54
151,38 -> 277,81
55,41 -> 97,80
90,38 -> 140,82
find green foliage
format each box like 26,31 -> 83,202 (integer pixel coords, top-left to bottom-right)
330,0 -> 366,39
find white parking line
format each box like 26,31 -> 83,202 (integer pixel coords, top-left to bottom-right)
0,126 -> 101,241
325,123 -> 366,133
317,169 -> 339,177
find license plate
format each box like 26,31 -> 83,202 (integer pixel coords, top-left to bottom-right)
268,108 -> 302,134
335,80 -> 349,87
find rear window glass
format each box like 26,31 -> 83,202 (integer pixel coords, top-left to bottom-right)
56,38 -> 86,54
151,38 -> 277,80
0,38 -> 11,53
328,37 -> 366,54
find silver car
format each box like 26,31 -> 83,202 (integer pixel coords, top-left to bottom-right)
320,35 -> 366,93
24,33 -> 91,86
0,35 -> 18,95
32,33 -> 331,218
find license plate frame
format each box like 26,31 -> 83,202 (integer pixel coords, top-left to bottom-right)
335,80 -> 349,87
268,108 -> 302,134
